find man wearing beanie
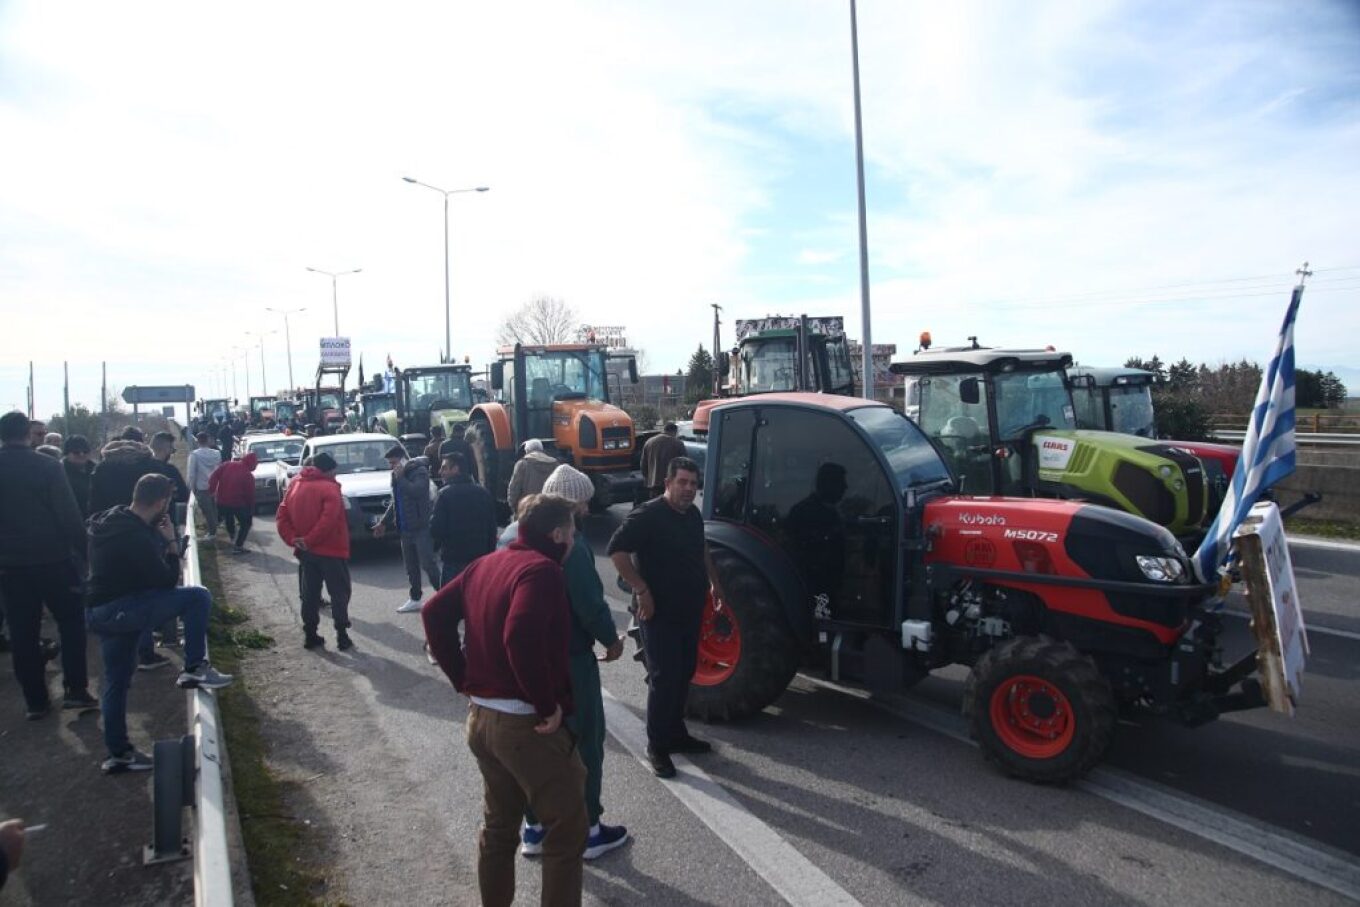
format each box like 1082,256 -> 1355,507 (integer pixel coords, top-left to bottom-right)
423,494 -> 588,906
276,452 -> 354,651
499,465 -> 628,860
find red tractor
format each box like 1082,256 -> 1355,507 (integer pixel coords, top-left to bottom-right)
661,392 -> 1271,782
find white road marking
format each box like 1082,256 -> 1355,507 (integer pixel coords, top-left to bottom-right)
600,690 -> 867,907
1221,609 -> 1360,642
800,676 -> 1360,902
1288,535 -> 1360,553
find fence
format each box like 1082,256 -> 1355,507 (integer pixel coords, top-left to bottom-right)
1210,411 -> 1360,434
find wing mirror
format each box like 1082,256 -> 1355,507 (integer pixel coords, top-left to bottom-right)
960,377 -> 981,405
490,361 -> 505,391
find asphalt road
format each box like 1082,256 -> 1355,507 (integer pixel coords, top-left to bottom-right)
219,511 -> 1360,905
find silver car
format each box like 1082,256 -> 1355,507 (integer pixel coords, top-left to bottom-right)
276,433 -> 407,540
244,433 -> 305,512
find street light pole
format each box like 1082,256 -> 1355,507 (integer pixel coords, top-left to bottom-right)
849,0 -> 874,399
266,307 -> 305,391
305,267 -> 361,336
402,178 -> 489,363
245,330 -> 276,394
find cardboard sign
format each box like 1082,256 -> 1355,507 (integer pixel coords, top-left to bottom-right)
320,337 -> 352,367
1234,501 -> 1308,715
734,315 -> 844,341
1034,435 -> 1076,471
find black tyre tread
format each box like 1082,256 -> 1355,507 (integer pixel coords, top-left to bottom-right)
685,547 -> 800,723
964,635 -> 1115,785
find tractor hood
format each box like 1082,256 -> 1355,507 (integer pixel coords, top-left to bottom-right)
554,398 -> 630,428
1162,440 -> 1239,475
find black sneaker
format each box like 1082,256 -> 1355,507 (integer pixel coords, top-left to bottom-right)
25,702 -> 51,721
62,690 -> 99,712
304,632 -> 326,650
336,630 -> 354,651
670,735 -> 712,755
102,748 -> 153,774
646,747 -> 676,779
137,653 -> 172,672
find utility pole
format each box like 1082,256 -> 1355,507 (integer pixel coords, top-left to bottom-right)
63,361 -> 70,425
850,0 -> 874,399
710,303 -> 723,396
27,361 -> 34,418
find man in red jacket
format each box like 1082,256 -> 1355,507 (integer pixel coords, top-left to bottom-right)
208,451 -> 257,553
423,493 -> 588,907
276,452 -> 352,651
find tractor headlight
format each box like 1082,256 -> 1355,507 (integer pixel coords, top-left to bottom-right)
1136,555 -> 1185,583
1159,465 -> 1174,479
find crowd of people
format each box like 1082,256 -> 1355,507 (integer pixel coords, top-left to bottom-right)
3,406 -> 706,905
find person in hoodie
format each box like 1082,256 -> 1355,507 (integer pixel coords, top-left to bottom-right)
275,452 -> 353,651
89,437 -> 160,513
498,465 -> 628,861
0,410 -> 95,720
86,473 -> 233,773
506,438 -> 559,514
422,493 -> 588,907
373,445 -> 439,613
208,451 -> 257,554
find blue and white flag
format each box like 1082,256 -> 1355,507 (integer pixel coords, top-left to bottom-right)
1193,281 -> 1304,582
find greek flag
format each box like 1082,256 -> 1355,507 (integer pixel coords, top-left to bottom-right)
1193,281 -> 1304,582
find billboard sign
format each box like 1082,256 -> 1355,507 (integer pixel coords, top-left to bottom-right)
320,337 -> 352,368
576,325 -> 629,349
734,315 -> 845,342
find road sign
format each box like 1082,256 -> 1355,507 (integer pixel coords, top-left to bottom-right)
122,385 -> 195,404
320,337 -> 352,367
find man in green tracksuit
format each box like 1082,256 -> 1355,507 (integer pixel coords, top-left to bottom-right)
497,467 -> 629,861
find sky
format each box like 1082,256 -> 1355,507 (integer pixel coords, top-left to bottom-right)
2,0 -> 1359,418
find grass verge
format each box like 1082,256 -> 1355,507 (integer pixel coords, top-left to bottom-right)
199,544 -> 327,906
1284,516 -> 1360,542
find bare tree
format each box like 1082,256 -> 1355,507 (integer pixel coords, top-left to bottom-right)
496,296 -> 578,346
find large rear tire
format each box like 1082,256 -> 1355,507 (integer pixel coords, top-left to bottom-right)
964,636 -> 1115,784
685,547 -> 801,722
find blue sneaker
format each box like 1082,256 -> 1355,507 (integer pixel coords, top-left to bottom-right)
584,823 -> 629,860
520,823 -> 546,857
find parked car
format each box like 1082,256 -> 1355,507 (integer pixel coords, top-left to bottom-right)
243,433 -> 305,511
276,432 -> 406,540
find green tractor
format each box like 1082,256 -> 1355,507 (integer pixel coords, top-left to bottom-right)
378,364 -> 475,449
890,343 -> 1210,540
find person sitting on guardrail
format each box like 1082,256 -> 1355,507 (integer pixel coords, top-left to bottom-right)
86,473 -> 233,774
276,452 -> 353,651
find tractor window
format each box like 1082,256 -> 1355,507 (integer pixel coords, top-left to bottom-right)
1109,385 -> 1156,438
824,337 -> 854,393
918,374 -> 993,495
740,338 -> 813,394
749,407 -> 898,626
522,350 -> 609,402
992,370 -> 1075,440
712,408 -> 755,521
1069,383 -> 1105,431
318,392 -> 343,411
406,372 -> 472,412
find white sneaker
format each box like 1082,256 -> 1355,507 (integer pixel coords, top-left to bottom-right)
396,598 -> 423,613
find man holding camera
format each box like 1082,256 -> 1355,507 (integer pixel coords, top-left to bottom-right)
86,473 -> 234,773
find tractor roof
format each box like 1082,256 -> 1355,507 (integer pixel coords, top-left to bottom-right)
1067,365 -> 1156,387
497,343 -> 606,355
709,391 -> 885,416
889,347 -> 1073,376
400,364 -> 473,375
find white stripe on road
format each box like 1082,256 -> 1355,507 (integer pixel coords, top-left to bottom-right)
1221,609 -> 1360,642
600,690 -> 866,907
801,676 -> 1360,903
1288,535 -> 1360,553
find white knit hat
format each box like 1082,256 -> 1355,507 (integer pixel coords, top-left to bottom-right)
543,464 -> 595,504
524,438 -> 544,453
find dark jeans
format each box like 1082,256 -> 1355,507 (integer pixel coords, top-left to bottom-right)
0,561 -> 89,708
439,559 -> 470,589
401,531 -> 439,599
639,610 -> 702,753
87,586 -> 211,757
299,552 -> 351,632
220,505 -> 252,547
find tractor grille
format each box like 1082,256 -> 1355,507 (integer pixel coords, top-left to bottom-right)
1139,444 -> 1206,525
602,426 -> 631,442
1111,462 -> 1176,527
1066,443 -> 1095,474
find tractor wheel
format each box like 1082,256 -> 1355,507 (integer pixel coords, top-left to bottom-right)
964,635 -> 1115,784
684,547 -> 800,722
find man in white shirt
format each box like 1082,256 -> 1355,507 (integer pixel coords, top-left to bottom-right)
185,431 -> 222,542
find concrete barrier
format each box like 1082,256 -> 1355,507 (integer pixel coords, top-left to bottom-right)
1275,464 -> 1360,524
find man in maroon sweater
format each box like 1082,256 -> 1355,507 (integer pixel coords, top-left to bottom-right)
423,493 -> 587,907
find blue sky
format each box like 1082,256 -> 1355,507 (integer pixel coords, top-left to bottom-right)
2,0 -> 1358,418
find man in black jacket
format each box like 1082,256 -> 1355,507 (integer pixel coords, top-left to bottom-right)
85,473 -> 234,773
89,439 -> 160,513
374,447 -> 439,613
429,452 -> 497,586
0,411 -> 95,720
61,435 -> 96,515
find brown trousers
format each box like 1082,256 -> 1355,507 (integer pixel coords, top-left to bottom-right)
467,704 -> 588,907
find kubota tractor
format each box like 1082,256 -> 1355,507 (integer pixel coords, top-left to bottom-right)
891,344 -> 1212,541
470,343 -> 642,512
654,392 -> 1277,782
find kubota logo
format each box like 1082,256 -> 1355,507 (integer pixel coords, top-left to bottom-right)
959,512 -> 1006,526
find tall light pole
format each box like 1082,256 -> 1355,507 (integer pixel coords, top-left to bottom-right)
402,178 -> 489,362
305,267 -> 361,336
266,306 -> 306,391
245,330 -> 277,394
849,0 -> 874,399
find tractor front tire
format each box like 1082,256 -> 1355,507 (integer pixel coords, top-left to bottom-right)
964,636 -> 1115,784
685,547 -> 800,722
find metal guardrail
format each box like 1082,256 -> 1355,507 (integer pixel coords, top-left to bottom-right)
1212,431 -> 1360,447
184,493 -> 235,906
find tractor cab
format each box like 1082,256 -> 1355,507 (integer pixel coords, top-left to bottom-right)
891,345 -> 1210,540
383,365 -> 474,446
1068,366 -> 1158,437
249,395 -> 278,425
357,390 -> 395,433
274,399 -> 299,424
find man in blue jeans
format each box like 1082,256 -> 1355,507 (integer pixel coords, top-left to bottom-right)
86,473 -> 233,773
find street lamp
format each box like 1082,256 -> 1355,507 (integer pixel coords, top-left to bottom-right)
245,330 -> 277,394
305,267 -> 362,336
402,177 -> 489,362
265,306 -> 306,391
